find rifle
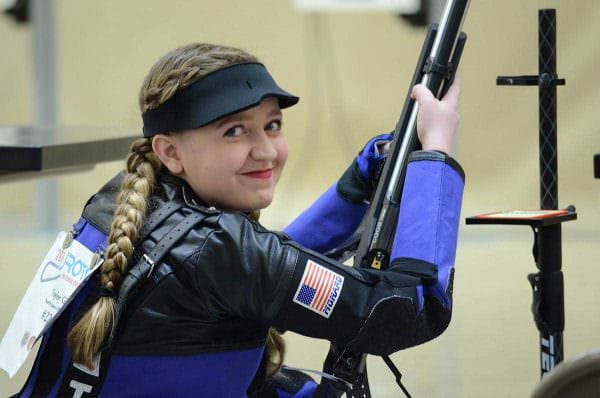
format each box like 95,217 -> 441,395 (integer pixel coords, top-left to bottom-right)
328,1 -> 471,396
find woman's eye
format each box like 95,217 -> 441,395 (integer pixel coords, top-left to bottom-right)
224,125 -> 244,137
266,120 -> 282,132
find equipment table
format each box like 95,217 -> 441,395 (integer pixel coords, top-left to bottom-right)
0,126 -> 136,182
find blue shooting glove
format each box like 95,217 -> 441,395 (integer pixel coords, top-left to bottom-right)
357,133 -> 393,186
284,133 -> 393,254
337,133 -> 393,204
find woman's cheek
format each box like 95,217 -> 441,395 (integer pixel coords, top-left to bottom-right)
276,137 -> 289,166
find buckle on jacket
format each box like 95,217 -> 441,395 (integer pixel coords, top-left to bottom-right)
142,254 -> 155,278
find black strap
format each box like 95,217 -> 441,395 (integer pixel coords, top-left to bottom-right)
139,201 -> 185,241
381,355 -> 412,398
92,201 -> 185,299
113,211 -> 206,329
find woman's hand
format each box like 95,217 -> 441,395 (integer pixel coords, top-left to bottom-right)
411,78 -> 461,155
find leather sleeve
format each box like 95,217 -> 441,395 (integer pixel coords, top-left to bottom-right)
183,211 -> 439,355
180,207 -> 451,355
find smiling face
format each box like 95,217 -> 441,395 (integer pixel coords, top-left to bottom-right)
152,97 -> 288,212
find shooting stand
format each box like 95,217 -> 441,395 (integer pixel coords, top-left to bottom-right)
465,9 -> 575,378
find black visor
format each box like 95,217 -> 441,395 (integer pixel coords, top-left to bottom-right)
142,63 -> 299,137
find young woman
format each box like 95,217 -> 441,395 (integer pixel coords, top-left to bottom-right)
16,43 -> 463,397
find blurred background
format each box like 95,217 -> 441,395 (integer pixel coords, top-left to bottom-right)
1,0 -> 599,396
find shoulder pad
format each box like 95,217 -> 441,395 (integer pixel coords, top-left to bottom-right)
82,171 -> 125,234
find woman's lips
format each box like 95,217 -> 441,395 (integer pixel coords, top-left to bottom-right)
244,169 -> 273,180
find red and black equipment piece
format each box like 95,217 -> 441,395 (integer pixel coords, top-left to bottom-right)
466,9 -> 576,378
327,1 -> 470,396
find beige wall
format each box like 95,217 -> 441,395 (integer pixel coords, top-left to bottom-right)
1,1 -> 599,396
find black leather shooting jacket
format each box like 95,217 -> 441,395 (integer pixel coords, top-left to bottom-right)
81,169 -> 451,358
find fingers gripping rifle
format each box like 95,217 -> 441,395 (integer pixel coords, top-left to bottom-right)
327,1 -> 470,396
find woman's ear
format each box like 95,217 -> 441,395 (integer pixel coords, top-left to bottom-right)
152,134 -> 184,175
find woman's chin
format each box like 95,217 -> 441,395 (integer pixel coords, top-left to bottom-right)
248,193 -> 274,212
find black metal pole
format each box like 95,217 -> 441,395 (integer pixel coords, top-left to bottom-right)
488,7 -> 571,380
535,9 -> 564,376
533,224 -> 564,376
538,9 -> 559,209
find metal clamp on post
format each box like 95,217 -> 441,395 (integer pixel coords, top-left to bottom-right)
527,272 -> 544,332
497,74 -> 565,87
527,270 -> 564,333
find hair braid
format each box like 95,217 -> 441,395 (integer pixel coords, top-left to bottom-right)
139,44 -> 259,113
68,138 -> 161,367
265,329 -> 286,376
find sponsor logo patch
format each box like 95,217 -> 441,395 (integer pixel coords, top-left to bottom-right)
293,259 -> 344,318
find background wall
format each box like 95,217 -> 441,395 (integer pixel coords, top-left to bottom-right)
1,1 -> 599,396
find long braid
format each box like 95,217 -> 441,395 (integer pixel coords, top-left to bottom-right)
265,330 -> 286,376
68,138 -> 161,367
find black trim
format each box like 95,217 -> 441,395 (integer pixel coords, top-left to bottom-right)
388,257 -> 438,286
408,150 -> 465,182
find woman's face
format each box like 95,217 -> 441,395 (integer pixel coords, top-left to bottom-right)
165,97 -> 288,212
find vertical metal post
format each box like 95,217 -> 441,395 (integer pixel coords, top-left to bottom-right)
534,225 -> 564,376
32,0 -> 59,230
490,7 -> 569,381
538,9 -> 558,210
536,9 -> 564,376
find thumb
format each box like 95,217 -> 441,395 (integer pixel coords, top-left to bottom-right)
411,84 -> 435,104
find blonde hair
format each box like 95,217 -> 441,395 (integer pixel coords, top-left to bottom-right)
69,44 -> 284,376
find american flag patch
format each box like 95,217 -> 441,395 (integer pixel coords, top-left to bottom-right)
292,259 -> 344,318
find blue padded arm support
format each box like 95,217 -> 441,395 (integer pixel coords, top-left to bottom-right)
284,184 -> 367,253
390,150 -> 465,312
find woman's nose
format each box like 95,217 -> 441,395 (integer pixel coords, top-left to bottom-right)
250,132 -> 278,161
